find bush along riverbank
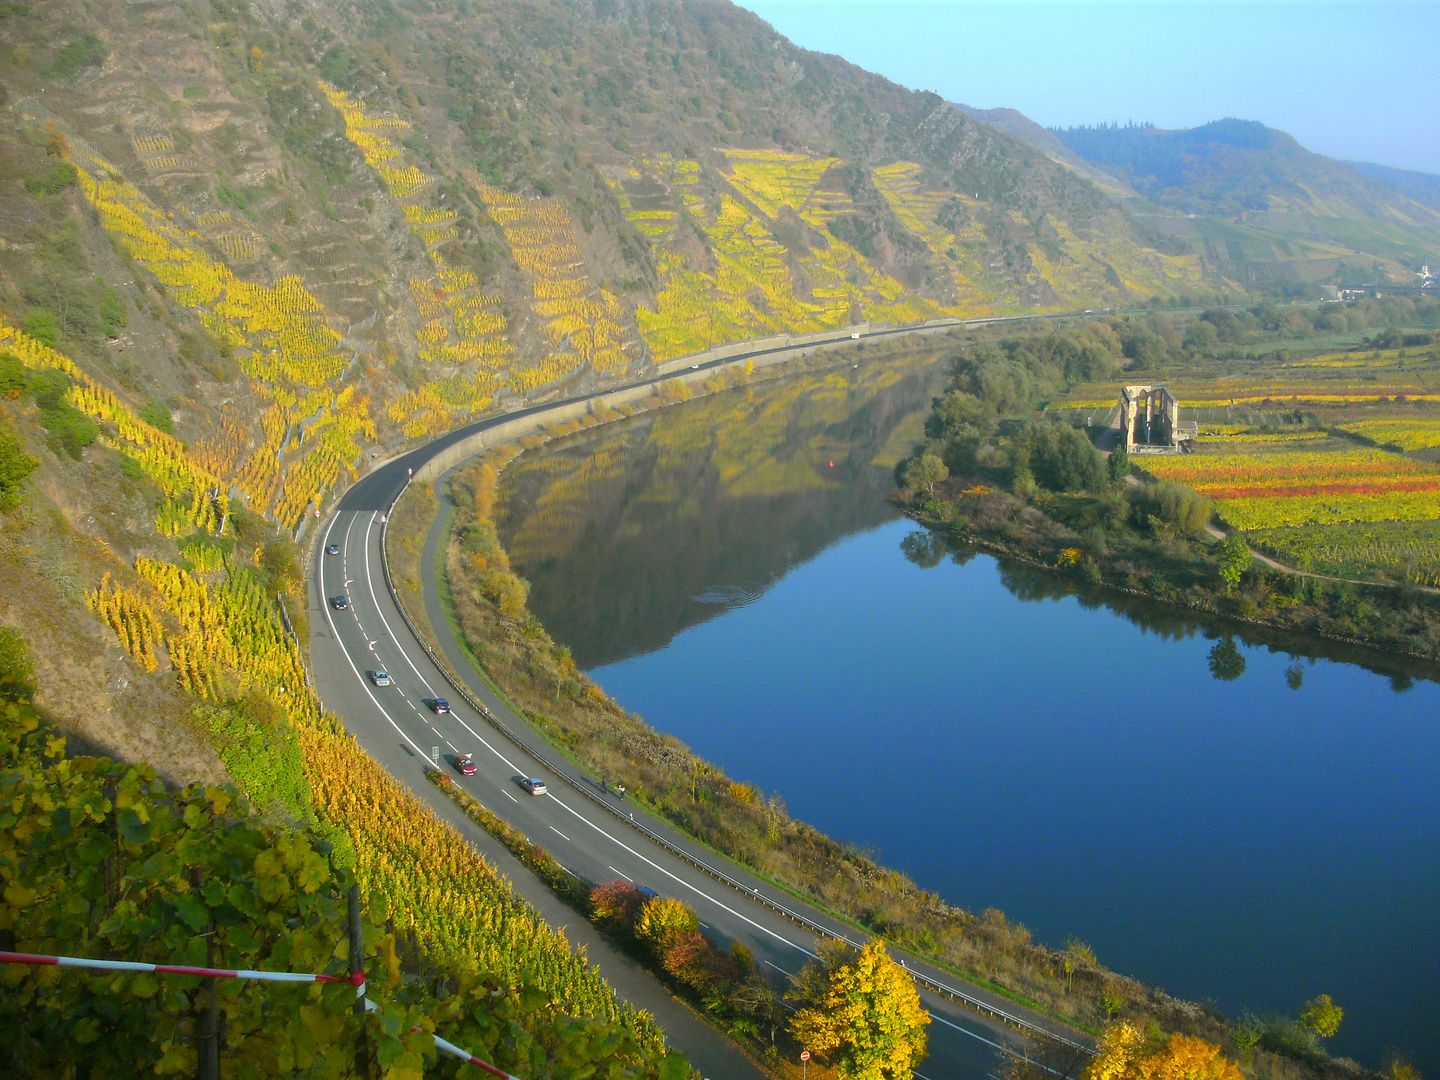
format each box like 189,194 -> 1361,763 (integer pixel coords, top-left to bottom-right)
896,386 -> 1440,667
388,438 -> 1384,1080
427,768 -> 928,1074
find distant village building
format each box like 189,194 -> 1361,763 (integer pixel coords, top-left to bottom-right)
1118,384 -> 1195,453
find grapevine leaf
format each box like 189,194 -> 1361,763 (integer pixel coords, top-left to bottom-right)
117,806 -> 151,845
172,892 -> 209,932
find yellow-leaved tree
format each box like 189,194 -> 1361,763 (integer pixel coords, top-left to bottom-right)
788,939 -> 929,1080
1088,1022 -> 1244,1080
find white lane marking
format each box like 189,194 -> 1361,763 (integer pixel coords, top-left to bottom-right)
607,866 -> 632,881
503,790 -> 518,803
444,740 -> 457,752
317,515 -> 438,767
763,959 -> 793,976
699,922 -> 710,930
356,518 -> 540,783
361,512 -> 434,696
549,826 -> 571,842
351,501 -> 819,958
926,1010 -> 1015,1053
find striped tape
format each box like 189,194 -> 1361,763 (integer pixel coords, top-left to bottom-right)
0,951 -> 357,984
2,952 -> 519,1078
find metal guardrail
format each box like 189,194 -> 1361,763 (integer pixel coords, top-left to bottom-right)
371,479 -> 1094,1056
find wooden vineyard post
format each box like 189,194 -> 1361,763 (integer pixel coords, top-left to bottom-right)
348,883 -> 371,1078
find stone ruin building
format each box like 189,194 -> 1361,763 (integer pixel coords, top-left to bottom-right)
1118,384 -> 1195,453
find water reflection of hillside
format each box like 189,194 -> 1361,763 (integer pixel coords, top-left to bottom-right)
495,354 -> 948,668
901,527 -> 1440,689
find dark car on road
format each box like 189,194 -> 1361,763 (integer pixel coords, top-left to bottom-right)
326,543 -> 340,555
454,754 -> 477,776
518,777 -> 548,796
429,698 -> 450,713
330,596 -> 348,609
636,886 -> 658,900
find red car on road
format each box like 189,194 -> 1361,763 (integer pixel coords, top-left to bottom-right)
454,754 -> 477,776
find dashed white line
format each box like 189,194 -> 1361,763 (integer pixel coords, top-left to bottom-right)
927,1010 -> 1015,1053
503,790 -> 518,803
607,865 -> 632,881
763,959 -> 792,976
549,826 -> 572,842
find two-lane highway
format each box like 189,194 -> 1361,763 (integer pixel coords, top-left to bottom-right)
309,338 -> 1097,1077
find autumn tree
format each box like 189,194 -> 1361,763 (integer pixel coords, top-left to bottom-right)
1299,994 -> 1343,1039
589,879 -> 645,928
902,452 -> 947,498
1086,1022 -> 1244,1080
1062,938 -> 1096,991
1107,445 -> 1130,485
788,939 -> 929,1080
248,45 -> 263,73
634,896 -> 699,953
44,121 -> 69,159
1219,535 -> 1251,594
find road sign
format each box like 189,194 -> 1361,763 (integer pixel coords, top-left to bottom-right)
800,1051 -> 810,1061
431,746 -> 439,766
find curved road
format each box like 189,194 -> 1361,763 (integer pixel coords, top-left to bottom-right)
309,333 -> 1094,1079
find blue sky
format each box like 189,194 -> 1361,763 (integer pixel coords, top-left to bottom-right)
736,2 -> 1440,174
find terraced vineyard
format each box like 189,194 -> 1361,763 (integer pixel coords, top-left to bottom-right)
1144,446 -> 1440,529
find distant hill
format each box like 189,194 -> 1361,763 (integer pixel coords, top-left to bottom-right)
953,109 -> 1439,287
1348,160 -> 1440,212
949,103 -> 1139,198
1051,118 -> 1434,221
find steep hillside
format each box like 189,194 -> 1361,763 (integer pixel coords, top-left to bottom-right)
1052,119 -> 1440,282
0,1 -> 1209,529
950,103 -> 1141,200
1348,160 -> 1440,213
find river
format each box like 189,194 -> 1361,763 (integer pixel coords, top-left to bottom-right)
494,351 -> 1440,1074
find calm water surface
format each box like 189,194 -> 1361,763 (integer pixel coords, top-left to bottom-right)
497,355 -> 1440,1072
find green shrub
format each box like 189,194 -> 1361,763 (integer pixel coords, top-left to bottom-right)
1010,418 -> 1107,493
0,352 -> 31,398
99,284 -> 127,336
1129,479 -> 1212,538
138,396 -> 173,434
0,426 -> 37,509
19,311 -> 57,348
194,694 -> 310,819
44,34 -> 108,79
0,627 -> 35,698
30,369 -> 97,458
22,161 -> 78,196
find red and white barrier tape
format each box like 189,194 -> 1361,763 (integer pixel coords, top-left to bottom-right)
1,952 -> 519,1078
0,951 -> 359,985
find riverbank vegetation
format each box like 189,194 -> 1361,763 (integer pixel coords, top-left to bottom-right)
389,399 -> 1381,1080
898,294 -> 1440,664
